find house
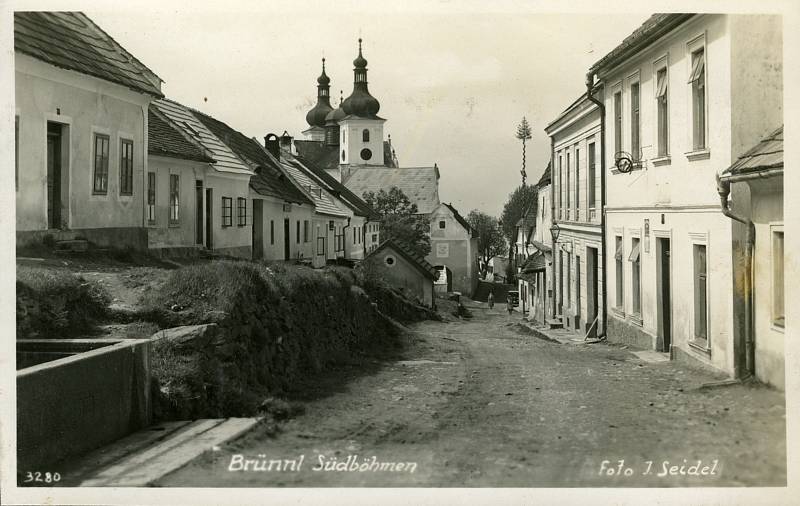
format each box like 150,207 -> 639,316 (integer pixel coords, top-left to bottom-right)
718,126 -> 784,389
428,203 -> 479,296
151,99 -> 254,258
518,163 -> 554,325
512,207 -> 536,313
146,106 -> 216,253
362,239 -> 437,308
15,12 -> 163,249
189,112 -> 316,263
545,92 -> 604,338
587,14 -> 782,377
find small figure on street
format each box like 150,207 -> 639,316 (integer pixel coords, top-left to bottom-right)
488,290 -> 494,309
507,295 -> 513,315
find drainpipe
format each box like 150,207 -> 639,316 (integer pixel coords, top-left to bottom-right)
343,216 -> 352,260
716,173 -> 755,379
550,136 -> 556,320
141,104 -> 147,230
585,72 -> 607,339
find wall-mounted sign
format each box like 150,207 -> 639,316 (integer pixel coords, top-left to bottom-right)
436,243 -> 450,258
644,219 -> 650,253
283,204 -> 292,212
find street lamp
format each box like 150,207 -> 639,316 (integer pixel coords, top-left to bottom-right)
549,222 -> 561,244
549,222 -> 560,321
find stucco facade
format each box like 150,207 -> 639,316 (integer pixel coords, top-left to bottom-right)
15,53 -> 154,248
518,180 -> 553,325
593,14 -> 782,377
363,243 -> 435,307
427,203 -> 478,296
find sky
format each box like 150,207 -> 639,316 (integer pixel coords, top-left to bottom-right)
87,6 -> 651,217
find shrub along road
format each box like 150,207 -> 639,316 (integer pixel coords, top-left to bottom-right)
157,303 -> 786,487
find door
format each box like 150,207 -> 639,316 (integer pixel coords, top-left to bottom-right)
46,123 -> 62,229
656,238 -> 672,352
205,188 -> 213,249
587,247 -> 599,337
195,181 -> 204,245
575,255 -> 582,330
558,252 -> 563,315
283,217 -> 290,260
252,199 -> 263,260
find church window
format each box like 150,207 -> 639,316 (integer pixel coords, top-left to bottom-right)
362,129 -> 370,142
341,150 -> 346,162
360,148 -> 372,161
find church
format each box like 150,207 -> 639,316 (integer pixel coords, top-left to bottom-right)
294,40 -> 478,296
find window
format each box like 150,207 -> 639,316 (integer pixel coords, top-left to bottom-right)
296,220 -> 301,243
341,150 -> 346,162
15,116 -> 19,191
558,154 -> 564,219
615,236 -> 624,308
169,174 -> 179,224
439,220 -> 446,229
342,129 -> 346,143
575,147 -> 580,214
566,253 -> 571,306
693,244 -> 708,342
270,220 -> 275,245
566,152 -> 571,213
773,230 -> 784,327
588,142 -> 596,208
119,139 -> 134,195
353,227 -> 356,243
360,148 -> 372,161
362,129 -> 370,142
237,197 -> 247,226
630,81 -> 640,161
221,197 -> 232,227
93,133 -> 110,194
656,67 -> 669,156
304,220 -> 310,242
689,48 -> 706,150
629,238 -> 641,315
147,172 -> 156,224
613,91 -> 622,155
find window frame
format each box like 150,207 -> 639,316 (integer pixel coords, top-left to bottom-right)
630,79 -> 641,161
237,197 -> 247,227
147,171 -> 156,224
686,33 -> 708,156
362,129 -> 370,142
270,219 -> 275,245
574,144 -> 581,217
119,138 -> 134,196
168,174 -> 180,225
588,140 -> 596,209
614,234 -> 624,312
653,54 -> 670,160
629,237 -> 642,316
771,224 -> 785,329
304,220 -> 310,243
613,88 -> 623,156
92,133 -> 110,195
690,237 -> 710,350
221,197 -> 233,227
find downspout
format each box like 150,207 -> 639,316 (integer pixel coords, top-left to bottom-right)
550,136 -> 556,320
585,72 -> 607,339
716,174 -> 755,379
141,104 -> 147,230
343,216 -> 352,259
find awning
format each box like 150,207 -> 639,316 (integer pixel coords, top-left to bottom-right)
628,241 -> 641,262
655,69 -> 667,98
615,241 -> 623,261
688,51 -> 705,83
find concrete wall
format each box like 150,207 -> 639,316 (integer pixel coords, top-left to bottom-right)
17,339 -> 152,471
365,248 -> 434,307
147,155 -> 208,250
205,172 -> 252,258
15,54 -> 151,232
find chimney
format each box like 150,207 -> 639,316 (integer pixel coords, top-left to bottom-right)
264,133 -> 280,159
279,130 -> 293,154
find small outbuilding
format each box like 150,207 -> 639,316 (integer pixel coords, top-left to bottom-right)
362,238 -> 437,307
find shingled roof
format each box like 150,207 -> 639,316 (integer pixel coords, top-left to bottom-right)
191,111 -> 311,205
293,140 -> 341,172
14,12 -> 163,97
536,161 -> 552,188
723,126 -> 783,178
148,108 -> 214,163
345,166 -> 440,215
365,238 -> 437,280
293,154 -> 380,220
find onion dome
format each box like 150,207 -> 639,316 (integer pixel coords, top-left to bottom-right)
305,58 -> 334,128
341,38 -> 381,118
325,90 -> 346,125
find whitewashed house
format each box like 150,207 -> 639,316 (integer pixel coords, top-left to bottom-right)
587,14 -> 782,377
15,12 -> 163,249
428,203 -> 479,296
518,164 -> 553,325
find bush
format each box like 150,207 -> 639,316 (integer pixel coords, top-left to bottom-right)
16,267 -> 110,338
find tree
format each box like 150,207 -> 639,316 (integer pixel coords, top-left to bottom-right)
467,210 -> 507,279
363,186 -> 431,258
500,184 -> 539,282
516,117 -> 532,186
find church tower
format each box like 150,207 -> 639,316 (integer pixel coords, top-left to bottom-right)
339,39 -> 385,167
302,58 -> 333,142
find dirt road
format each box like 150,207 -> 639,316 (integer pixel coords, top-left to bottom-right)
157,304 -> 786,487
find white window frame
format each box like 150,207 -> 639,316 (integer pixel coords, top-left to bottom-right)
610,81 -> 623,161
626,71 -> 641,163
626,228 -> 642,326
686,32 -> 709,160
689,232 -> 711,353
652,53 -> 670,163
771,223 -> 784,331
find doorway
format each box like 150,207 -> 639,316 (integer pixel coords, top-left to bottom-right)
283,217 -> 290,260
205,188 -> 213,249
557,251 -> 563,315
575,255 -> 582,330
252,199 -> 263,260
656,237 -> 672,353
195,181 -> 203,245
587,247 -> 599,337
46,122 -> 66,229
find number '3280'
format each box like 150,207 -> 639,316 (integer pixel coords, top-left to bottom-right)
23,471 -> 61,483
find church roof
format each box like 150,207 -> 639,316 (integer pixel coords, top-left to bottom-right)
345,166 -> 440,215
148,108 -> 214,163
191,110 -> 312,205
14,11 -> 163,97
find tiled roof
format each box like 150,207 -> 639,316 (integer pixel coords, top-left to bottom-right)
723,126 -> 783,178
152,99 -> 252,176
365,238 -> 437,280
280,154 -> 350,218
148,108 -> 214,163
294,140 -> 341,172
345,166 -> 440,215
191,111 -> 311,205
535,161 -> 551,188
14,12 -> 163,97
293,154 -> 379,219
442,203 -> 476,238
520,251 -> 546,274
589,14 -> 694,75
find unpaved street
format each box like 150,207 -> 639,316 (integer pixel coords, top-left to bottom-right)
158,304 -> 786,487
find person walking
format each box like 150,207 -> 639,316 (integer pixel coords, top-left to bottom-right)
488,290 -> 494,309
507,295 -> 513,315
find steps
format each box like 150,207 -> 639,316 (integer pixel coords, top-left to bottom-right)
60,417 -> 261,487
545,318 -> 563,330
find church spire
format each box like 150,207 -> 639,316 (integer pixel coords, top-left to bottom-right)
342,38 -> 380,118
305,57 -> 333,128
